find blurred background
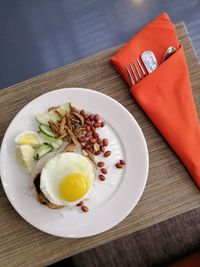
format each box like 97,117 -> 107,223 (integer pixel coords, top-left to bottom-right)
0,0 -> 200,89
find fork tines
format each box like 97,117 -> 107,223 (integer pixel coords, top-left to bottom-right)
126,58 -> 146,86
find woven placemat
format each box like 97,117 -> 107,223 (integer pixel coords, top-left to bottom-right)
0,22 -> 200,267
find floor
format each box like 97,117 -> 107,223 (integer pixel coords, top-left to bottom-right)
0,0 -> 200,89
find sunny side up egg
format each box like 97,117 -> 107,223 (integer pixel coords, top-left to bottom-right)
40,152 -> 95,206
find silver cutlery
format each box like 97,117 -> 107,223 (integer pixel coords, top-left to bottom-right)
126,50 -> 159,85
125,58 -> 147,86
163,46 -> 176,61
126,47 -> 176,86
141,51 -> 158,73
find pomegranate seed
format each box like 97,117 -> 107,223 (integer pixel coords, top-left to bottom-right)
97,138 -> 102,145
104,151 -> 111,157
90,137 -> 96,144
99,174 -> 105,181
102,138 -> 108,146
116,163 -> 123,169
120,160 -> 126,165
101,122 -> 105,127
80,110 -> 85,116
76,201 -> 84,206
94,114 -> 100,121
100,145 -> 105,153
81,205 -> 89,212
97,162 -> 105,168
101,168 -> 107,174
93,122 -> 101,128
89,115 -> 94,121
92,132 -> 99,138
94,151 -> 100,155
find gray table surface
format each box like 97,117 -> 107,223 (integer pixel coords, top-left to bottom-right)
0,0 -> 200,90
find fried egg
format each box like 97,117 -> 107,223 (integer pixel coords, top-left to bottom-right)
40,152 -> 95,206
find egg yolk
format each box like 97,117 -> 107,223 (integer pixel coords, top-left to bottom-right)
59,173 -> 89,202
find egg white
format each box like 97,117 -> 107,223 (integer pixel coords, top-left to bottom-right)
15,131 -> 40,146
40,152 -> 95,206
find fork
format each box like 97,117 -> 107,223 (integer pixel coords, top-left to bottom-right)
126,59 -> 146,86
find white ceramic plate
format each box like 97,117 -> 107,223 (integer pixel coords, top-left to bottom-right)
0,88 -> 148,238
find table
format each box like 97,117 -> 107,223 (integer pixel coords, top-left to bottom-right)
0,22 -> 200,267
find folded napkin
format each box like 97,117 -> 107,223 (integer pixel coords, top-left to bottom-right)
111,13 -> 200,188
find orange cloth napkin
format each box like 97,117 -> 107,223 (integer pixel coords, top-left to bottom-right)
111,13 -> 200,188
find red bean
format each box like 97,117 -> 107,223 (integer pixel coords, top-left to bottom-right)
94,114 -> 100,121
93,122 -> 101,128
99,174 -> 105,181
97,138 -> 102,145
85,144 -> 91,150
102,138 -> 108,146
91,126 -> 96,132
104,151 -> 111,157
101,122 -> 105,127
76,201 -> 84,206
84,114 -> 89,120
89,115 -> 94,121
86,125 -> 91,132
80,110 -> 85,116
97,162 -> 105,168
85,120 -> 92,125
100,145 -> 105,153
92,132 -> 99,138
116,163 -> 123,169
101,168 -> 107,174
81,205 -> 89,212
85,132 -> 91,137
80,136 -> 85,143
89,137 -> 96,144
